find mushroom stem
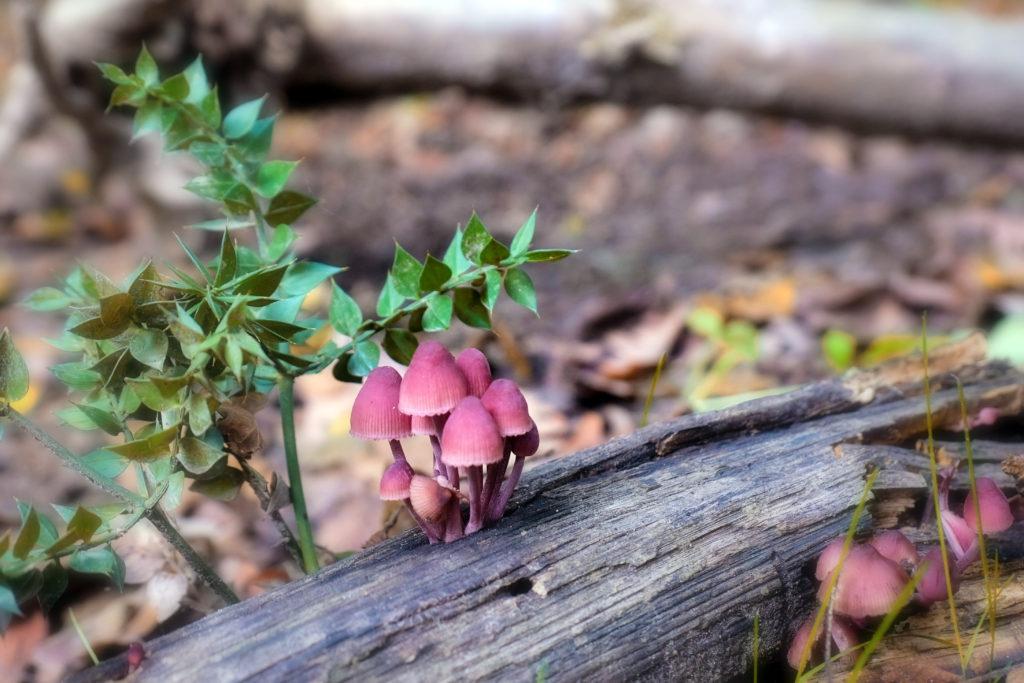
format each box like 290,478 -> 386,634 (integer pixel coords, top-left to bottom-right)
465,466 -> 485,534
481,443 -> 511,520
444,498 -> 464,542
432,414 -> 460,488
428,435 -> 444,478
389,439 -> 409,464
489,453 -> 526,521
404,500 -> 441,543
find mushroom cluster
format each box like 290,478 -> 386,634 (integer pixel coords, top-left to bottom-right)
350,342 -> 539,543
788,472 -> 1017,670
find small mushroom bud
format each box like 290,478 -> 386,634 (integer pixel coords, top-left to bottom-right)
963,477 -> 1014,534
868,530 -> 918,572
398,341 -> 468,417
480,379 -> 533,437
819,544 -> 909,619
409,475 -> 453,523
455,348 -> 492,397
916,547 -> 961,606
350,367 -> 412,441
379,460 -> 415,501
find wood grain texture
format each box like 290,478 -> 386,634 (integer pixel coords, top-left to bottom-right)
70,364 -> 1024,682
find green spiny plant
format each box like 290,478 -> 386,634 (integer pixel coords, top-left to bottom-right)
0,47 -> 572,623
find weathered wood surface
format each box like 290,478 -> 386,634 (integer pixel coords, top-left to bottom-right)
71,360 -> 1024,682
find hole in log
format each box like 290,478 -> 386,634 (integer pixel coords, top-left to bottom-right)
503,577 -> 534,596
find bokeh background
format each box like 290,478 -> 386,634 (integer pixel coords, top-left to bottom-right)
2,0 -> 1024,678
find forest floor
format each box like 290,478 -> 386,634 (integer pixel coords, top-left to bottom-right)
2,80 -> 1024,677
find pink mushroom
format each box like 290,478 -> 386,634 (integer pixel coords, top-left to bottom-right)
963,477 -> 1014,535
455,348 -> 492,398
819,544 -> 909,619
868,530 -> 918,573
441,397 -> 504,534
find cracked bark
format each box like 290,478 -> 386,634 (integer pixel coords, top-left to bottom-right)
69,357 -> 1024,682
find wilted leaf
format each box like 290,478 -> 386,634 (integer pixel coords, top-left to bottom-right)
13,509 -> 40,559
217,403 -> 262,458
106,425 -> 179,462
129,329 -> 168,370
177,435 -> 225,475
189,467 -> 244,501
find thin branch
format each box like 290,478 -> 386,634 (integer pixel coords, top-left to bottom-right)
235,456 -> 304,567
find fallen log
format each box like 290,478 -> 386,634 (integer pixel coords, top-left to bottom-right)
68,350 -> 1024,682
301,0 -> 1024,144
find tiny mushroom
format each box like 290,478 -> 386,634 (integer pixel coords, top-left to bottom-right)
963,477 -> 1014,535
441,396 -> 504,534
815,538 -> 845,582
350,366 -> 412,463
409,474 -> 453,524
455,348 -> 492,398
786,615 -> 860,670
868,530 -> 918,573
819,544 -> 909,619
916,546 -> 961,606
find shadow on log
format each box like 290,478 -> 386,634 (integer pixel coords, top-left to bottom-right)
70,351 -> 1024,682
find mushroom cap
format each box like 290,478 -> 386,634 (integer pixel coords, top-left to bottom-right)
509,421 -> 540,457
786,618 -> 816,670
350,367 -> 412,440
408,474 -> 452,522
480,379 -> 533,437
868,530 -> 918,571
440,396 -> 504,467
398,341 -> 468,416
916,547 -> 960,606
815,537 -> 845,582
379,460 -> 415,500
963,477 -> 1014,534
819,544 -> 909,619
455,348 -> 492,398
410,414 -> 437,436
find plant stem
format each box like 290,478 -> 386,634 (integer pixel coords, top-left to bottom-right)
277,375 -> 319,574
1,406 -> 239,605
1,406 -> 142,505
235,457 -> 304,567
145,506 -> 239,604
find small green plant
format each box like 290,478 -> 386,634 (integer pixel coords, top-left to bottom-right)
0,47 -> 572,624
682,306 -> 759,411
